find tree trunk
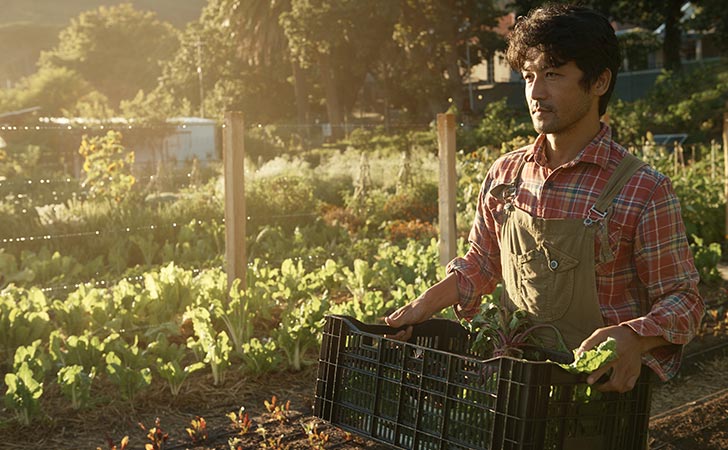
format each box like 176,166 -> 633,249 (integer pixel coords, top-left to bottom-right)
663,0 -> 683,71
445,56 -> 465,113
318,51 -> 344,140
290,57 -> 310,139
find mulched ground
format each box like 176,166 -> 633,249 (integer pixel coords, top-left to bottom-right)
649,389 -> 728,450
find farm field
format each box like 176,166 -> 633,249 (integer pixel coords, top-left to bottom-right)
2,128 -> 728,450
2,2 -> 728,449
2,314 -> 728,450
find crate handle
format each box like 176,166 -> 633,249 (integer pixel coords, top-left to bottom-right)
327,314 -> 468,341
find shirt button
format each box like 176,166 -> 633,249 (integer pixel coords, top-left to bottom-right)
549,260 -> 559,270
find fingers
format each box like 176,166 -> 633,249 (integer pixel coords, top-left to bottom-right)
586,360 -> 614,386
577,328 -> 608,356
385,325 -> 413,342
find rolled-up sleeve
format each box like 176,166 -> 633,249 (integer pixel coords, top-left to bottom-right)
446,176 -> 503,320
624,177 -> 704,380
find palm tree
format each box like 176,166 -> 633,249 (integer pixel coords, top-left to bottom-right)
234,0 -> 310,129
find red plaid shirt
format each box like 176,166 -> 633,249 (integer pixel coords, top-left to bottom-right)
447,124 -> 704,381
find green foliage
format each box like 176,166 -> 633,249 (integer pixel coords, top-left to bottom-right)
0,65 -> 90,115
185,307 -> 231,386
48,331 -> 108,373
0,287 -> 52,366
274,295 -> 328,371
57,364 -> 96,409
155,359 -> 205,397
556,338 -> 617,374
240,338 -> 282,375
104,336 -> 153,401
611,61 -> 728,143
690,235 -> 723,284
4,362 -> 44,425
78,131 -> 136,203
470,98 -> 533,151
38,3 -> 180,106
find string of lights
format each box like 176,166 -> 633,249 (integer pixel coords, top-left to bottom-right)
0,265 -> 212,298
0,211 -> 321,244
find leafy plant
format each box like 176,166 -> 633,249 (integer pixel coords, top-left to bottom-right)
4,361 -> 43,425
78,130 -> 136,203
96,435 -> 129,450
464,297 -> 567,358
185,416 -> 208,445
274,295 -> 328,371
302,422 -> 330,450
104,336 -> 153,400
690,234 -> 722,284
264,395 -> 291,424
185,306 -> 231,385
139,417 -> 169,450
57,364 -> 96,409
240,337 -> 281,375
227,406 -> 253,435
555,337 -> 618,374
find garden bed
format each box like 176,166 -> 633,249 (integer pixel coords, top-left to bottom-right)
4,338 -> 728,450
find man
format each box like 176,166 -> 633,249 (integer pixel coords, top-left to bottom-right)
385,4 -> 704,393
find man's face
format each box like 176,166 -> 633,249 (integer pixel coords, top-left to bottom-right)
521,51 -> 598,135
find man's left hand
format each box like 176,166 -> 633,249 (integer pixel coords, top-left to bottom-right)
577,325 -> 644,393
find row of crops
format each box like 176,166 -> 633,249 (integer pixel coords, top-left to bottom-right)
0,124 -> 725,425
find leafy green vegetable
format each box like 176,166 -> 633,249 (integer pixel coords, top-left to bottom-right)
556,337 -> 617,374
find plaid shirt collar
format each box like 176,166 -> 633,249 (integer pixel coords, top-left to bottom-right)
524,123 -> 613,170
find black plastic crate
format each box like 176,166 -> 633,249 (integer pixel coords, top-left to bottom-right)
314,315 -> 652,450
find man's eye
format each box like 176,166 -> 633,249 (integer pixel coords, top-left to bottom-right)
545,72 -> 559,78
522,73 -> 534,82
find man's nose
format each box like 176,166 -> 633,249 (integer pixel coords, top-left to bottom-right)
528,76 -> 548,100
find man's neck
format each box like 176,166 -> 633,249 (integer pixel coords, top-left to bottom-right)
544,120 -> 602,169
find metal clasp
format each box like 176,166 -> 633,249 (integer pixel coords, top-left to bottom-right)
583,205 -> 608,227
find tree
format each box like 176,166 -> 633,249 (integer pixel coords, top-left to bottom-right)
687,0 -> 728,54
39,3 -> 180,107
145,0 -> 295,124
0,66 -> 91,117
510,0 -> 687,71
281,0 -> 399,139
390,0 -> 504,118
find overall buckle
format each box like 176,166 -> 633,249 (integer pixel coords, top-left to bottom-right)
583,205 -> 608,227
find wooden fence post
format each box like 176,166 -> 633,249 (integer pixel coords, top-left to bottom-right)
224,112 -> 246,291
437,113 -> 457,266
723,107 -> 728,241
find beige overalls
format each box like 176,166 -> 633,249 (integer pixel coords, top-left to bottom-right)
493,152 -> 645,350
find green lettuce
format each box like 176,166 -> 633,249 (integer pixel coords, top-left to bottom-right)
556,337 -> 617,374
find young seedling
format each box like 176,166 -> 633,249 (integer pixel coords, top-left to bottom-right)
185,416 -> 208,444
260,435 -> 290,450
466,301 -> 567,358
96,436 -> 129,450
139,417 -> 169,450
264,395 -> 291,423
228,437 -> 244,450
227,406 -> 253,435
302,421 -> 330,450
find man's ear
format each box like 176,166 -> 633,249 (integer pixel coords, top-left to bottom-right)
593,69 -> 612,95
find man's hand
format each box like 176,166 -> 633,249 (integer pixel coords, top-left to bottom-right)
384,273 -> 460,341
384,296 -> 433,341
577,325 -> 666,393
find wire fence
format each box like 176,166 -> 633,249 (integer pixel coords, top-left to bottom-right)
2,118 -> 726,299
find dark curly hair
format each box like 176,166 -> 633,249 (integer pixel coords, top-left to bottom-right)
506,3 -> 620,116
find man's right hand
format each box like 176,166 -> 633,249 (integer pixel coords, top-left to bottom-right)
384,296 -> 433,341
384,273 -> 461,341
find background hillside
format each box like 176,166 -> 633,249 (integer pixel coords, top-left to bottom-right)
0,0 -> 205,87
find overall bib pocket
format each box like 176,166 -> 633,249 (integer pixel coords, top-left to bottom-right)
507,243 -> 579,322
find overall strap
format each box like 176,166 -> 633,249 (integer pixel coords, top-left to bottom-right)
592,152 -> 646,215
